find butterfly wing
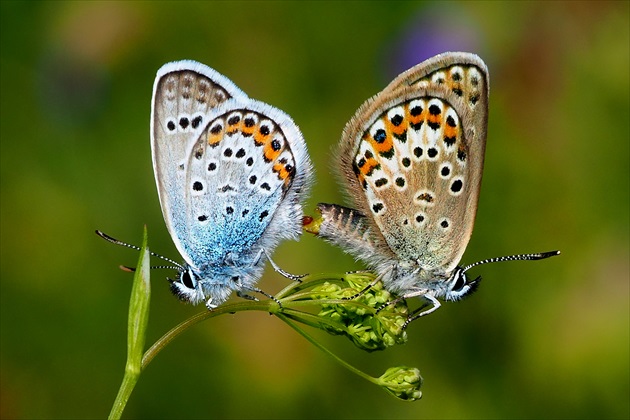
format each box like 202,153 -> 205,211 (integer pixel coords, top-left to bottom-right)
151,61 -> 250,267
182,99 -> 311,271
338,53 -> 489,273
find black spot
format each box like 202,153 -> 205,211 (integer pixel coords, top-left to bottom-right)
242,209 -> 250,217
470,76 -> 479,86
417,193 -> 433,203
441,166 -> 451,177
198,215 -> 208,222
436,77 -> 445,84
452,88 -> 463,97
191,115 -> 203,129
246,157 -> 254,166
441,220 -> 450,228
414,147 -> 423,158
244,117 -> 255,127
393,130 -> 407,142
179,164 -> 185,170
194,149 -> 203,159
451,179 -> 463,193
192,181 -> 203,191
259,210 -> 269,221
403,219 -> 409,225
390,114 -> 403,126
416,214 -> 425,223
271,139 -> 282,151
457,150 -> 467,161
374,129 -> 387,143
236,148 -> 246,158
249,175 -> 257,184
444,136 -> 456,147
167,121 -> 176,131
429,104 -> 441,115
285,164 -> 294,173
223,148 -> 233,157
372,203 -> 384,213
221,184 -> 235,193
452,72 -> 462,82
352,163 -> 360,175
226,206 -> 234,215
231,276 -> 239,283
402,157 -> 411,167
260,125 -> 270,136
446,115 -> 457,127
208,162 -> 216,171
379,148 -> 395,159
470,94 -> 480,105
410,105 -> 422,116
365,163 -> 380,176
411,120 -> 423,130
395,177 -> 405,187
375,178 -> 388,187
261,182 -> 271,191
362,179 -> 368,190
364,150 -> 374,159
210,124 -> 222,134
179,117 -> 189,129
428,148 -> 438,158
428,121 -> 440,130
228,115 -> 240,125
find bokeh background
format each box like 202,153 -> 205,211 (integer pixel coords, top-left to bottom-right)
1,1 -> 628,419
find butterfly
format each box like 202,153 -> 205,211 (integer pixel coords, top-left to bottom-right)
101,60 -> 312,309
308,52 -> 558,324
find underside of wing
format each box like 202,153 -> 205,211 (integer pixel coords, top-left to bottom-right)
339,54 -> 489,272
173,100 -> 310,270
151,61 -> 248,264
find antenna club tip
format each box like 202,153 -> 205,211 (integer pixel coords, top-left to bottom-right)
542,250 -> 561,258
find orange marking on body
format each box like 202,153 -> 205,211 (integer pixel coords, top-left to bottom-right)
428,112 -> 442,128
359,158 -> 380,177
406,103 -> 426,127
368,120 -> 394,156
273,163 -> 290,181
241,122 -> 256,137
264,140 -> 283,162
207,131 -> 223,146
254,123 -> 269,146
386,114 -> 408,137
444,124 -> 458,140
226,119 -> 241,135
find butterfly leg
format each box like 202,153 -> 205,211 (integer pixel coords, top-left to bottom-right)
205,297 -> 218,310
240,286 -> 283,308
343,264 -> 395,301
342,270 -> 386,301
402,294 -> 441,329
375,294 -> 407,314
263,249 -> 306,283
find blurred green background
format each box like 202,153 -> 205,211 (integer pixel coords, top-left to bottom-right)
1,1 -> 628,418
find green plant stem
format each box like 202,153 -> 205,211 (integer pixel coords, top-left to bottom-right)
109,368 -> 140,420
142,299 -> 275,369
276,313 -> 379,385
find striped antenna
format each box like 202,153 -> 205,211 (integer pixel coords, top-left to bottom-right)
462,250 -> 560,273
95,230 -> 184,270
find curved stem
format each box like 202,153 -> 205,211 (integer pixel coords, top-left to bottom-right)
142,299 -> 274,368
275,313 -> 378,385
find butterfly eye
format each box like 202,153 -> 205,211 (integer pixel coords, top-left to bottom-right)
452,274 -> 466,292
181,270 -> 196,289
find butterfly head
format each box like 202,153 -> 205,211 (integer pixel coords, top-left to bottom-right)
444,267 -> 481,301
168,266 -> 208,306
